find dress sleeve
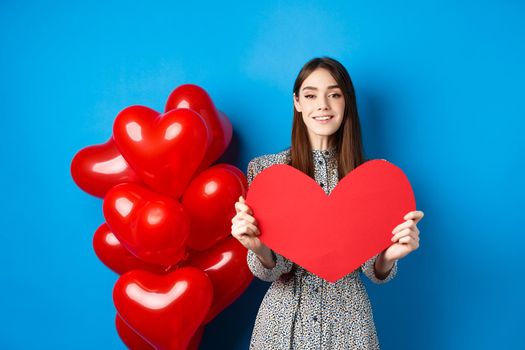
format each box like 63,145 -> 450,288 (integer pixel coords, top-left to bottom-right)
247,249 -> 294,282
360,253 -> 398,284
245,159 -> 294,282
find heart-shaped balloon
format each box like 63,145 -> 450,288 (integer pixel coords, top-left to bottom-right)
165,84 -> 232,172
113,105 -> 209,199
115,314 -> 155,350
70,138 -> 141,197
182,165 -> 247,251
246,160 -> 416,283
186,326 -> 204,350
113,267 -> 213,350
214,163 -> 249,191
183,237 -> 252,323
116,314 -> 203,350
216,109 -> 233,157
103,183 -> 190,267
93,223 -> 166,275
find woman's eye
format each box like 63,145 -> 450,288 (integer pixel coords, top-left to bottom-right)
304,93 -> 341,99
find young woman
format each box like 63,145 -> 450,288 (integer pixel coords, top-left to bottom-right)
231,57 -> 424,349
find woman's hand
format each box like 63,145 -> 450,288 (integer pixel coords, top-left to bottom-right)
231,196 -> 265,254
382,210 -> 424,262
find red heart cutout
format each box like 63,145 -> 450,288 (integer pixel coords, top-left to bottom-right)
183,236 -> 253,323
246,160 -> 416,283
70,138 -> 141,198
93,223 -> 165,275
165,84 -> 232,171
103,183 -> 190,267
113,105 -> 209,199
113,267 -> 213,350
182,164 -> 247,251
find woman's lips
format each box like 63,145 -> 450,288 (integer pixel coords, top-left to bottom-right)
313,115 -> 333,124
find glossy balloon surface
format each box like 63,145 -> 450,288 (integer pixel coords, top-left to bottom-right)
113,105 -> 209,199
70,138 -> 140,198
184,237 -> 252,323
182,165 -> 247,251
93,223 -> 165,275
214,163 -> 249,191
71,84 -> 249,349
103,183 -> 190,267
115,314 -> 155,350
165,84 -> 231,171
113,267 -> 213,350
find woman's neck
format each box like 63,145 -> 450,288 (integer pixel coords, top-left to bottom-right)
310,138 -> 334,151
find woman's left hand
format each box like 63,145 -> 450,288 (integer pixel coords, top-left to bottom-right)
382,210 -> 424,262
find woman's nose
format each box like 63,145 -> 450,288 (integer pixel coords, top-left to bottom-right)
317,96 -> 330,110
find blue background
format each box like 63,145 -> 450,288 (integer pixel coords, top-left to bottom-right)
2,0 -> 524,349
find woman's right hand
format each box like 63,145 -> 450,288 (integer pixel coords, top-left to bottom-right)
231,195 -> 265,254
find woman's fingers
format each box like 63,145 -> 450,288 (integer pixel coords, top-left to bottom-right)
231,211 -> 257,226
231,220 -> 259,244
398,235 -> 420,249
245,222 -> 260,236
398,235 -> 416,244
392,219 -> 414,234
392,228 -> 419,243
231,197 -> 262,251
403,210 -> 424,224
232,220 -> 260,237
235,196 -> 253,215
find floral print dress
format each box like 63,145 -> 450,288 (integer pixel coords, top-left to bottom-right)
246,147 -> 397,350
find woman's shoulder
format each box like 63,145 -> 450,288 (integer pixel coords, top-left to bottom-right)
246,147 -> 291,184
248,147 -> 291,169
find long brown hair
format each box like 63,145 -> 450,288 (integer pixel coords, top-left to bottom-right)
290,57 -> 366,180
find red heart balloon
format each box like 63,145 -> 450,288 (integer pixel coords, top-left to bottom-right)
183,237 -> 253,323
103,183 -> 190,267
165,84 -> 232,171
93,223 -> 166,275
113,105 -> 209,199
117,314 -> 204,350
115,314 -> 155,350
216,109 -> 233,156
186,326 -> 204,350
246,160 -> 416,283
70,138 -> 141,197
214,163 -> 249,191
182,165 -> 247,251
113,267 -> 213,350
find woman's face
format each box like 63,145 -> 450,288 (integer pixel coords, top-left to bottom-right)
293,68 -> 345,148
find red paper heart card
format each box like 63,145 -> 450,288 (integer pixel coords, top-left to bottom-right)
246,159 -> 416,283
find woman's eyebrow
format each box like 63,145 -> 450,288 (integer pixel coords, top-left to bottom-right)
302,85 -> 340,91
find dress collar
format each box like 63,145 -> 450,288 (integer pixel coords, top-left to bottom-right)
311,146 -> 337,159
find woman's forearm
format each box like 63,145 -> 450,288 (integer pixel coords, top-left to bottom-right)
253,245 -> 276,269
374,252 -> 395,280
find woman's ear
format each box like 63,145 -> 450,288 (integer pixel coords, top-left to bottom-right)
293,93 -> 302,113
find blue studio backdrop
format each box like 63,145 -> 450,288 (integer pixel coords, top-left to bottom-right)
1,1 -> 524,349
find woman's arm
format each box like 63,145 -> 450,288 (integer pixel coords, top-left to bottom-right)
362,210 -> 424,283
232,159 -> 294,282
374,251 -> 396,280
253,244 -> 276,269
361,254 -> 398,284
247,249 -> 293,282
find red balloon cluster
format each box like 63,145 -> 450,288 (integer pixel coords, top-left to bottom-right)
71,84 -> 253,350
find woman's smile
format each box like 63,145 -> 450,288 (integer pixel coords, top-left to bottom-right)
313,115 -> 334,123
